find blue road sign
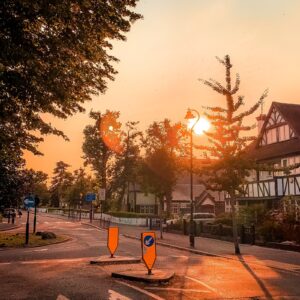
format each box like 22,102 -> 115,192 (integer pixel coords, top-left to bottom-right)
143,235 -> 155,247
85,193 -> 96,202
24,196 -> 35,208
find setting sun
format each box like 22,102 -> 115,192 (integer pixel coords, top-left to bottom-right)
188,117 -> 210,135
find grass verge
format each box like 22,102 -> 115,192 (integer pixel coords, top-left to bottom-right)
0,232 -> 69,248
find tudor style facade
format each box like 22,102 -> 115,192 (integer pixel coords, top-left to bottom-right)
225,102 -> 300,214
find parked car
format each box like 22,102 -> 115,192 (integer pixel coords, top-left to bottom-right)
3,208 -> 16,218
183,213 -> 215,224
166,218 -> 180,225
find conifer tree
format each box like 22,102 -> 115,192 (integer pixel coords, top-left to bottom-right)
50,161 -> 73,207
197,55 -> 268,254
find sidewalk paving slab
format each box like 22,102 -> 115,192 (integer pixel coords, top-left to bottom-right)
112,270 -> 175,283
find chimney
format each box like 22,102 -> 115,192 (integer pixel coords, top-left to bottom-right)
256,114 -> 266,134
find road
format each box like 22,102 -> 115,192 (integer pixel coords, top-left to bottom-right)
0,213 -> 299,299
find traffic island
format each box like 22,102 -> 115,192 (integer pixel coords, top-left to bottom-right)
0,232 -> 69,248
90,255 -> 141,265
111,270 -> 175,283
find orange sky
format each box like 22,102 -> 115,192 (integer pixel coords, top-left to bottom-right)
24,0 -> 300,178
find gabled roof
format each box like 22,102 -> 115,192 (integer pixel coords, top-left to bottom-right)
248,101 -> 300,161
273,102 -> 300,136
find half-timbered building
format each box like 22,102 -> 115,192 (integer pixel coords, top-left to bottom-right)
225,102 -> 300,214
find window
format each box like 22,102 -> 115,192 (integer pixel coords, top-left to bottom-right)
266,128 -> 277,144
282,159 -> 288,168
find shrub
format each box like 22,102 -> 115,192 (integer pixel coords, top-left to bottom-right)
214,213 -> 232,226
258,220 -> 284,242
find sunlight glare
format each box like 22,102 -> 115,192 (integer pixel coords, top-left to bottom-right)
188,117 -> 210,135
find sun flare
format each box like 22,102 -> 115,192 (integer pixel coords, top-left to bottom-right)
188,117 -> 210,135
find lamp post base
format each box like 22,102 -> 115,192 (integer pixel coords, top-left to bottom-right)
189,234 -> 195,248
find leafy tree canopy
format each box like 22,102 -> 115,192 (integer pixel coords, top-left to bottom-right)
0,0 -> 142,154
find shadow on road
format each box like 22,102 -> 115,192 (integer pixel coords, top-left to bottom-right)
237,254 -> 273,300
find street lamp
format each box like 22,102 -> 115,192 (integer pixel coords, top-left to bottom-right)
185,108 -> 200,248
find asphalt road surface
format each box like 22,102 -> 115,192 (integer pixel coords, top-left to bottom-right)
0,213 -> 299,299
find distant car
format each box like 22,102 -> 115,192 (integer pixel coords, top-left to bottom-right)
183,213 -> 215,224
166,218 -> 180,225
3,208 -> 16,218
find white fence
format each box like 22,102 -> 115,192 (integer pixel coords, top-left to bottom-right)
38,208 -> 148,226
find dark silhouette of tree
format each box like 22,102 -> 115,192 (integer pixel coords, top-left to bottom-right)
196,55 -> 268,254
0,0 -> 142,155
82,110 -> 122,211
50,161 -> 73,207
142,119 -> 188,215
109,121 -> 142,210
67,168 -> 94,208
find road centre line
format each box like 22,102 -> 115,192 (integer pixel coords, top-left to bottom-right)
145,287 -> 211,293
115,280 -> 165,300
185,276 -> 218,294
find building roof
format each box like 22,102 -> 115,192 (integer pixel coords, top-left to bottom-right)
247,102 -> 300,162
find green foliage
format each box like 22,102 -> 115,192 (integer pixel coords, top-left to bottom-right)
49,161 -> 73,207
214,213 -> 233,226
0,0 -> 141,155
82,110 -> 122,211
109,121 -> 142,210
197,55 -> 268,194
258,220 -> 284,242
140,119 -> 188,215
196,55 -> 268,254
237,204 -> 267,226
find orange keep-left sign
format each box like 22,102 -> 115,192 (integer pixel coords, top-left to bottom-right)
107,227 -> 119,257
141,232 -> 156,274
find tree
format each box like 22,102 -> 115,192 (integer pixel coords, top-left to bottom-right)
0,0 -> 142,155
66,168 -> 94,208
21,169 -> 50,206
109,121 -> 142,210
141,148 -> 177,238
82,110 -> 122,211
50,161 -> 73,207
196,55 -> 268,254
142,119 -> 188,215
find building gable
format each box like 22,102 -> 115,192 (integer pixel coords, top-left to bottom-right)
259,104 -> 296,146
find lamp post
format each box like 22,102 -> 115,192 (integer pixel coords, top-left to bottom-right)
185,108 -> 200,248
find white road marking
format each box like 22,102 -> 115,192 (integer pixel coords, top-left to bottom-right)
33,248 -> 48,252
185,276 -> 218,293
170,255 -> 188,258
145,287 -> 211,293
19,257 -> 91,264
108,289 -> 132,300
115,280 -> 165,300
0,262 -> 11,266
56,295 -> 70,300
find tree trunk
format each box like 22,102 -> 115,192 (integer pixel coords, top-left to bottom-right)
165,192 -> 172,218
230,192 -> 241,255
159,198 -> 163,239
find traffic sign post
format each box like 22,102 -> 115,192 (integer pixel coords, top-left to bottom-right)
141,232 -> 156,275
85,193 -> 96,223
107,227 -> 119,258
24,196 -> 35,245
24,196 -> 35,209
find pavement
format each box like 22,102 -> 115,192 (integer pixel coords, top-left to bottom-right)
82,217 -> 300,275
2,212 -> 300,299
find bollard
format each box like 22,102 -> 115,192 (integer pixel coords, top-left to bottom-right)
251,224 -> 255,245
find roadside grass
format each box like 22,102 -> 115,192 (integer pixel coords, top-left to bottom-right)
0,232 -> 68,248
